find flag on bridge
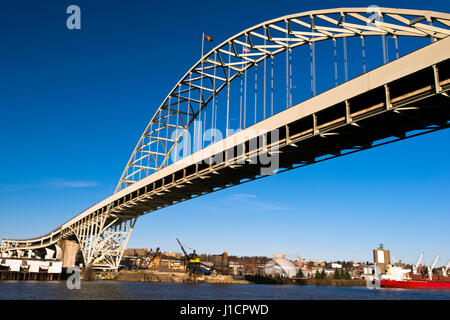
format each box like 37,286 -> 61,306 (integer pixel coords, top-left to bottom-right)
204,34 -> 214,42
201,33 -> 214,60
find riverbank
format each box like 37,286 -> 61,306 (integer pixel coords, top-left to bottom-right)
92,271 -> 365,287
244,274 -> 366,287
98,270 -> 250,284
301,278 -> 367,287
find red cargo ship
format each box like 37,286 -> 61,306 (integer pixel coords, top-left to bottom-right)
378,251 -> 450,290
380,279 -> 450,290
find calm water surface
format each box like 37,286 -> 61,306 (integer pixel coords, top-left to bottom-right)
0,281 -> 449,300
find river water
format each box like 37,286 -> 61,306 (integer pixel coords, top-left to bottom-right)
0,281 -> 449,299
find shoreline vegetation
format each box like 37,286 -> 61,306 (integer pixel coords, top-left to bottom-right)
244,274 -> 366,286
86,270 -> 367,287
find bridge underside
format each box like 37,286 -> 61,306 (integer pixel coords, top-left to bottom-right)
109,59 -> 450,217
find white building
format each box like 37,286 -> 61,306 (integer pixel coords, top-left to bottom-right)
263,253 -> 297,278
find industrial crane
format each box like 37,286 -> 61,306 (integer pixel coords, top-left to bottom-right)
176,238 -> 189,260
148,247 -> 160,257
442,261 -> 450,277
428,253 -> 440,281
413,251 -> 424,275
176,238 -> 211,275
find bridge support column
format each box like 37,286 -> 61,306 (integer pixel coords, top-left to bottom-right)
58,239 -> 80,268
72,213 -> 137,270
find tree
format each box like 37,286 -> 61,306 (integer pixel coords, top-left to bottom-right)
342,261 -> 353,269
343,270 -> 352,280
334,269 -> 341,279
297,268 -> 304,278
315,269 -> 326,279
315,270 -> 321,279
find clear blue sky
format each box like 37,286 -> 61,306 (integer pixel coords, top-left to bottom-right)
0,0 -> 449,266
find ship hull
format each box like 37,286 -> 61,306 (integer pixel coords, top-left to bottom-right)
380,280 -> 450,290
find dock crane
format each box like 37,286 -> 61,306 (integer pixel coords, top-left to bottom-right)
413,251 -> 424,275
176,238 -> 211,275
428,253 -> 440,281
176,238 -> 190,261
146,247 -> 160,268
442,261 -> 450,277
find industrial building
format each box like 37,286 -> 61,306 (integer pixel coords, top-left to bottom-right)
373,244 -> 391,274
262,253 -> 297,278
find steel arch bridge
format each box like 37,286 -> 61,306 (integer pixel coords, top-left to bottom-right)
2,7 -> 450,270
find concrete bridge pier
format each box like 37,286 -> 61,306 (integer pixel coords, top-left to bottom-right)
57,239 -> 80,268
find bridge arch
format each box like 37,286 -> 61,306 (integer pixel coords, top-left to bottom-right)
116,7 -> 450,191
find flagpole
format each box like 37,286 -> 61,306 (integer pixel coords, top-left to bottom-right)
201,32 -> 205,60
199,32 -> 205,149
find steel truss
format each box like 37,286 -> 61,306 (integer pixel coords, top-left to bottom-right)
1,215 -> 137,270
70,212 -> 137,270
116,7 -> 450,192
